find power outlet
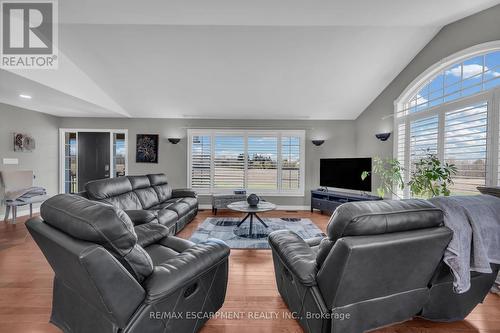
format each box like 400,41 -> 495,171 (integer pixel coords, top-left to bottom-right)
2,158 -> 19,165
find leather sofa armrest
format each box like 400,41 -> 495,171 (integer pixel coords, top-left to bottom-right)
269,230 -> 318,286
144,239 -> 229,303
171,188 -> 198,198
124,210 -> 157,225
305,236 -> 324,247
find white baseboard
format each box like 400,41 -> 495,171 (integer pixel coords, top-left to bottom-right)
198,204 -> 310,211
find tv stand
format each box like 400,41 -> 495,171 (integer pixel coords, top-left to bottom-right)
311,189 -> 381,214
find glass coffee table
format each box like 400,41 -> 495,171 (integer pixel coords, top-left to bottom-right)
227,201 -> 276,238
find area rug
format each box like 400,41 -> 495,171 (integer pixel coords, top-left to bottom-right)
189,217 -> 325,249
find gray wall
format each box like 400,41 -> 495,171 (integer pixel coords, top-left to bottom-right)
0,103 -> 61,215
58,118 -> 357,206
355,4 -> 500,160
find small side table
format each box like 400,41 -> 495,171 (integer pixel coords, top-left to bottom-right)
211,194 -> 247,215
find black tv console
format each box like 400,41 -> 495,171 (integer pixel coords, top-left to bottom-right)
311,189 -> 382,214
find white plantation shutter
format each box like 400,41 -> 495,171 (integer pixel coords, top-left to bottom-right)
188,130 -> 305,194
190,135 -> 212,190
214,135 -> 245,189
281,136 -> 301,191
247,136 -> 278,190
410,115 -> 439,168
444,102 -> 488,194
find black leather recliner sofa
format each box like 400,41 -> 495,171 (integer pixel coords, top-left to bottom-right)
81,173 -> 198,235
269,199 -> 499,333
27,194 -> 230,333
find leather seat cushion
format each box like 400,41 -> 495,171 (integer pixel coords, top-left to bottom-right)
40,194 -> 153,282
144,244 -> 180,266
327,199 -> 444,243
166,202 -> 191,217
179,197 -> 198,210
135,223 -> 170,248
156,209 -> 178,228
149,202 -> 174,210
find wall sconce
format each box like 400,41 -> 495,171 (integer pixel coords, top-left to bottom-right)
168,138 -> 181,144
312,140 -> 325,146
375,133 -> 391,141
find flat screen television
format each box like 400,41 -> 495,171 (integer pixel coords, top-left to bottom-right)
320,158 -> 372,192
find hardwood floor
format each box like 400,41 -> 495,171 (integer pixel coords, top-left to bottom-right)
0,209 -> 499,333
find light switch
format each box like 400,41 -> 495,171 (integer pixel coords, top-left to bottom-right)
3,158 -> 19,165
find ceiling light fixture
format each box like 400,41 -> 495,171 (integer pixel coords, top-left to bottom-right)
19,94 -> 32,99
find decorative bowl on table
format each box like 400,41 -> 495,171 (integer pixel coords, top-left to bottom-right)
247,194 -> 260,207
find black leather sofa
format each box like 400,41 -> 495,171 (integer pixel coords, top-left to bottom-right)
27,194 -> 230,333
82,173 -> 198,235
269,199 -> 499,333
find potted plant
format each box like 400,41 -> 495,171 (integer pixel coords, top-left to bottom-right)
361,157 -> 405,199
362,152 -> 457,199
408,152 -> 457,198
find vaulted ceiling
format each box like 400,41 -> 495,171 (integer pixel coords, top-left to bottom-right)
1,0 -> 499,119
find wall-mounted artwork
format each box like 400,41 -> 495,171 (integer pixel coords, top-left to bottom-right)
14,133 -> 36,152
136,134 -> 159,163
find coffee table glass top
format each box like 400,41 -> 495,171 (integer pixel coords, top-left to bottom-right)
227,201 -> 276,213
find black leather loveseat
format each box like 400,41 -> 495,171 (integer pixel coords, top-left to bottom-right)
269,199 -> 499,333
27,194 -> 229,333
82,173 -> 197,235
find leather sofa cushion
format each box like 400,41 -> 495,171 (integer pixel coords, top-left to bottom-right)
134,187 -> 160,209
145,244 -> 180,265
40,194 -> 153,282
166,202 -> 191,217
102,192 -> 142,210
163,197 -> 198,210
148,174 -> 173,202
156,209 -> 178,228
327,199 -> 443,243
135,223 -> 170,248
128,175 -> 151,189
125,210 -> 157,225
85,176 -> 133,200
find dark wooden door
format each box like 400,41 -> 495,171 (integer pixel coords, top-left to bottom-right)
78,132 -> 110,191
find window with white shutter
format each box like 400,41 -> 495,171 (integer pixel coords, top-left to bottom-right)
190,135 -> 212,190
281,136 -> 301,191
188,130 -> 305,195
395,47 -> 500,198
444,102 -> 488,194
214,135 -> 245,190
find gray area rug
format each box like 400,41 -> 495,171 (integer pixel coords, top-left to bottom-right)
189,217 -> 325,249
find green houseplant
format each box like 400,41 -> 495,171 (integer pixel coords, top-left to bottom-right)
361,157 -> 405,199
408,151 -> 457,198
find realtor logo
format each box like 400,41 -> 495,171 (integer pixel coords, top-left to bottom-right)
1,0 -> 58,69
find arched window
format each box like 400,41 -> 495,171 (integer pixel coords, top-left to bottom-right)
395,42 -> 500,197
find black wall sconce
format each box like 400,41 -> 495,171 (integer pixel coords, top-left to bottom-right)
168,138 -> 181,144
375,133 -> 391,141
312,140 -> 325,146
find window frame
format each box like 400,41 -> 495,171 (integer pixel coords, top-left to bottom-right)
394,42 -> 500,198
187,129 -> 306,196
